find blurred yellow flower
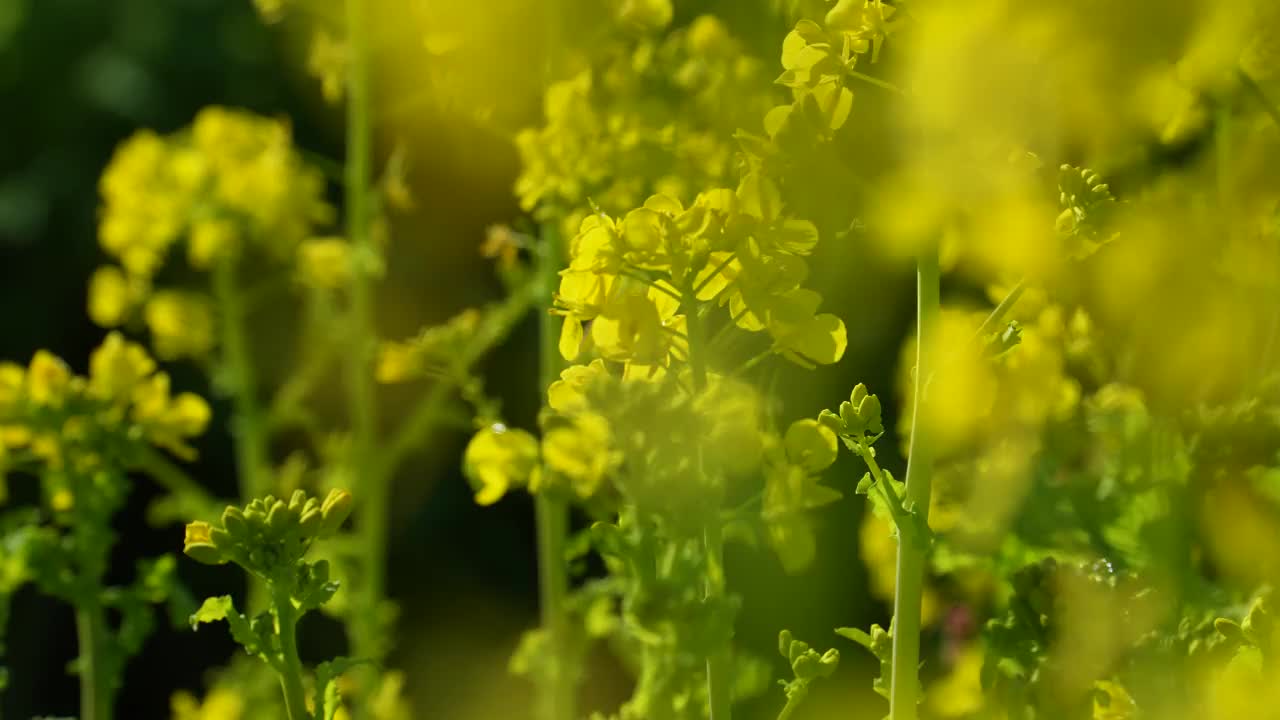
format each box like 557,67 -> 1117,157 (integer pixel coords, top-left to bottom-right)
145,291 -> 216,360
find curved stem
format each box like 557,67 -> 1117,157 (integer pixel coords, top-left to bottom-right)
535,225 -> 576,720
273,587 -> 312,720
888,246 -> 940,720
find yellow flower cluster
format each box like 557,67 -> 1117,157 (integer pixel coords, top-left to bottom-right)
0,333 -> 210,486
555,182 -> 847,371
90,107 -> 334,359
514,14 -> 769,232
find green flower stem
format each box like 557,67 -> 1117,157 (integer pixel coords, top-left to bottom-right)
75,601 -> 112,720
684,295 -> 731,720
272,586 -> 312,720
341,0 -> 389,709
214,259 -> 271,502
888,247 -> 940,720
536,225 -> 575,720
214,258 -> 273,615
775,688 -> 807,720
1239,67 -> 1280,129
375,279 -> 538,479
968,278 -> 1025,346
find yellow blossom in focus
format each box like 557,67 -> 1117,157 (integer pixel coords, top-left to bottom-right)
145,291 -> 215,360
463,425 -> 541,505
547,360 -> 608,413
297,238 -> 353,289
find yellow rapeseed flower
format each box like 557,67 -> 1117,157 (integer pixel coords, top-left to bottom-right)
27,350 -> 71,407
144,291 -> 215,360
297,237 -> 353,289
463,425 -> 541,505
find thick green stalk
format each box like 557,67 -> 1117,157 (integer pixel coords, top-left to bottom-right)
535,226 -> 575,720
273,587 -> 312,720
684,299 -> 731,720
75,602 -> 112,720
343,0 -> 387,693
888,247 -> 940,720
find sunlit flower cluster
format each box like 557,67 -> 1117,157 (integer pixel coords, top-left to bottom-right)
514,12 -> 770,233
90,107 -> 335,359
555,183 -> 847,372
0,333 -> 211,493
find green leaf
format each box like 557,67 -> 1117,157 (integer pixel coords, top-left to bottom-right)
314,656 -> 374,720
190,595 -> 263,659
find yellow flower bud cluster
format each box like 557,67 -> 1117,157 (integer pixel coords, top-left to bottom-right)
514,14 -> 769,230
90,107 -> 335,359
0,333 -> 211,486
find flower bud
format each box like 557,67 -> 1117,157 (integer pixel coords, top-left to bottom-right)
818,648 -> 840,677
817,409 -> 844,435
222,506 -> 249,539
318,489 -> 353,537
183,521 -> 225,565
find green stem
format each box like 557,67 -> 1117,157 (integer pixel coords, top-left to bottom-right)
273,586 -> 312,720
536,225 -> 576,720
342,0 -> 388,701
214,259 -> 271,501
888,246 -> 940,720
1239,67 -> 1280,129
703,522 -> 733,720
75,602 -> 112,720
215,258 -> 273,614
776,687 -> 807,720
685,296 -> 730,720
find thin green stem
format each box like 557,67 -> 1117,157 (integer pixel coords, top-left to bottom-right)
968,278 -> 1025,346
75,602 -> 112,720
1239,67 -> 1280,129
214,259 -> 272,613
691,252 -> 737,299
214,259 -> 271,501
342,0 -> 389,701
535,225 -> 576,720
776,687 -> 807,720
888,246 -> 940,720
685,293 -> 730,719
847,70 -> 906,96
272,587 -> 312,720
703,521 -> 733,720
376,281 -> 538,479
